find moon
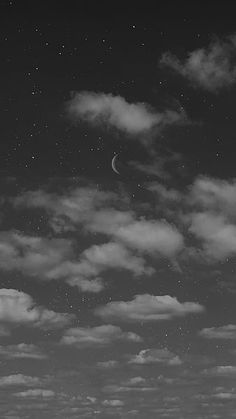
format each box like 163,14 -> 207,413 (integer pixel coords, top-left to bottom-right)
111,154 -> 120,174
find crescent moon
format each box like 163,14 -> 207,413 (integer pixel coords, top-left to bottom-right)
111,154 -> 120,175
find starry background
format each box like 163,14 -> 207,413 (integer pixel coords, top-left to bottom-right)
1,1 -> 236,418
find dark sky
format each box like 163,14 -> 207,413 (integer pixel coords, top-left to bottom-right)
1,1 -> 236,418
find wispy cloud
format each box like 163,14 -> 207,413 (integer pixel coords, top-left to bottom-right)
160,34 -> 236,92
0,343 -> 47,360
128,348 -> 182,365
102,399 -> 124,407
67,91 -> 186,140
14,389 -> 55,398
0,374 -> 41,387
199,324 -> 236,339
202,365 -> 236,377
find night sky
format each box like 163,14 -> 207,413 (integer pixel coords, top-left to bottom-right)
1,2 -> 236,418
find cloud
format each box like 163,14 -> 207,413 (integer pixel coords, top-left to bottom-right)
0,230 -> 148,293
0,325 -> 10,336
0,344 -> 47,360
203,366 -> 236,377
0,230 -> 72,277
13,186 -> 119,233
95,294 -> 204,322
186,176 -> 236,261
103,384 -> 156,393
60,325 -> 142,347
0,374 -> 41,387
199,325 -> 236,339
103,376 -> 158,394
86,209 -> 134,235
67,91 -> 185,138
13,186 -> 184,260
46,241 -> 153,291
102,399 -> 124,407
115,219 -> 184,257
125,377 -> 146,385
14,389 -> 55,398
0,230 -> 103,292
0,288 -> 74,330
128,348 -> 182,365
12,190 -> 155,288
189,176 -> 236,215
97,360 -> 118,368
147,182 -> 182,202
189,212 -> 236,260
213,392 -> 236,400
160,34 -> 236,92
130,150 -> 182,179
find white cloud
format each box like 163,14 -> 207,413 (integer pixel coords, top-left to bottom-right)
102,399 -> 124,407
0,343 -> 47,359
67,91 -> 185,137
0,230 -> 148,293
46,241 -> 153,291
13,186 -> 118,233
61,324 -> 142,347
189,212 -> 236,260
203,366 -> 236,376
0,231 -> 72,277
213,392 -> 236,400
0,374 -> 41,387
95,294 -> 204,322
115,219 -> 184,257
14,389 -> 55,398
199,325 -> 236,339
161,34 -> 236,92
13,186 -> 184,261
78,242 -> 153,276
86,209 -> 134,235
189,176 -> 236,215
129,348 -> 182,365
0,288 -> 74,330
